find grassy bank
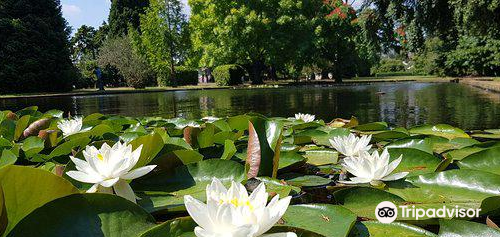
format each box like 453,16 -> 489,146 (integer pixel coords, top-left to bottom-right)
459,77 -> 500,93
0,75 -> 451,99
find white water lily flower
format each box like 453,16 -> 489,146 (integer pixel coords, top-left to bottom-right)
184,178 -> 297,237
176,121 -> 201,129
329,133 -> 372,157
66,141 -> 156,203
294,113 -> 315,123
340,149 -> 408,185
202,116 -> 220,123
57,117 -> 86,137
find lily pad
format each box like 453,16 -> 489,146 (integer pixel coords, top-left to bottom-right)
132,159 -> 245,213
387,148 -> 442,176
7,193 -> 156,237
409,124 -> 469,140
0,166 -> 79,236
303,148 -> 339,166
140,217 -> 196,237
438,219 -> 500,237
385,138 -> 433,154
457,147 -> 500,175
281,174 -> 332,187
280,204 -> 357,237
349,221 -> 437,237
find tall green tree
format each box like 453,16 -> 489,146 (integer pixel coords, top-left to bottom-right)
135,0 -> 190,86
0,0 -> 77,93
189,0 -> 320,84
108,0 -> 149,36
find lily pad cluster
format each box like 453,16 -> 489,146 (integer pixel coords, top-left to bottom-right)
0,106 -> 500,236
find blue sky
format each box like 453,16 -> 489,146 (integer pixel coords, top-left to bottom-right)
61,0 -> 190,32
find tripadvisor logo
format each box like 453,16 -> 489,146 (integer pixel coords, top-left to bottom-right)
375,201 -> 482,223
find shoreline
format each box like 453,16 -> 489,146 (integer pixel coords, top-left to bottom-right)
458,78 -> 500,93
0,76 -> 451,100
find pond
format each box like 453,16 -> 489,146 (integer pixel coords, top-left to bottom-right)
2,82 -> 500,130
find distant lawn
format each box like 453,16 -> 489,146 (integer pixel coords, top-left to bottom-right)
0,76 -> 453,99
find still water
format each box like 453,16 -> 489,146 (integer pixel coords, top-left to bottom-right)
2,82 -> 500,130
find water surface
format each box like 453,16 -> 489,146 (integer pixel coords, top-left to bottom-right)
2,82 -> 500,130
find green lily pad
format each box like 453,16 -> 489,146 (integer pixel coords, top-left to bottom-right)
303,148 -> 339,166
354,122 -> 388,131
140,217 -> 196,237
0,166 -> 79,236
457,146 -> 500,175
334,187 -> 405,219
280,204 -> 357,237
438,219 -> 500,237
279,151 -> 306,169
7,193 -> 156,237
385,138 -> 433,154
282,174 -> 332,187
387,148 -> 442,176
349,221 -> 437,237
409,124 -> 469,140
132,159 -> 245,213
385,169 -> 500,217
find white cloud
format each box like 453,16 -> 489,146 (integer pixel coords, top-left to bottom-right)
62,4 -> 82,17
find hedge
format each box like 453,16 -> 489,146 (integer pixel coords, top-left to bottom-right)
213,64 -> 245,86
176,66 -> 198,86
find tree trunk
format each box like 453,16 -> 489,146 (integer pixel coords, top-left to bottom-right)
249,61 -> 264,84
268,66 -> 278,81
170,58 -> 177,87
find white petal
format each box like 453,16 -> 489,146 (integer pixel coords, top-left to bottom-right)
262,232 -> 298,237
381,172 -> 409,181
339,177 -> 373,184
113,179 -> 137,203
70,156 -> 93,173
184,195 -> 213,231
194,227 -> 215,237
249,182 -> 268,208
121,165 -> 156,180
87,183 -> 99,193
386,155 -> 404,175
66,171 -> 102,184
99,177 -> 120,187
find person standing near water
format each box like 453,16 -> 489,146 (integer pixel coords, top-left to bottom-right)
95,67 -> 104,91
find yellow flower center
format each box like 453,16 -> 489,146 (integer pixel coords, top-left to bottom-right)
220,198 -> 254,210
97,154 -> 104,161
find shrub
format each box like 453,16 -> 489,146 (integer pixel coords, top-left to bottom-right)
413,37 -> 446,76
213,65 -> 245,86
176,66 -> 198,86
97,36 -> 154,89
371,59 -> 406,75
445,36 -> 500,76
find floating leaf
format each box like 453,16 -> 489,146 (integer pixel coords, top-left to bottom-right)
221,140 -> 237,160
439,219 -> 500,237
7,194 -> 156,237
387,148 -> 442,176
0,166 -> 78,236
349,221 -> 437,237
246,117 -> 283,179
409,124 -> 469,140
130,133 -> 164,168
303,148 -> 339,166
279,204 -> 357,237
457,147 -> 500,175
140,217 -> 196,237
354,122 -> 388,131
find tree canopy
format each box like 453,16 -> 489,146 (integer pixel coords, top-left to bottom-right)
108,0 -> 150,36
0,0 -> 76,93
